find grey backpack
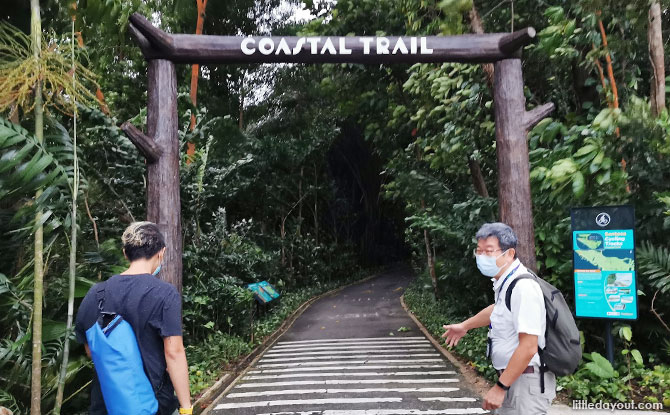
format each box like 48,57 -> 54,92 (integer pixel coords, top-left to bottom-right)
505,273 -> 582,391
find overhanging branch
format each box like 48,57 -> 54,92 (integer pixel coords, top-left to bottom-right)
524,103 -> 555,131
120,122 -> 162,163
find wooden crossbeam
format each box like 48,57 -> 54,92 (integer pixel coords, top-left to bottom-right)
128,13 -> 536,64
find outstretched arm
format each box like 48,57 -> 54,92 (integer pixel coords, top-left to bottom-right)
442,304 -> 494,347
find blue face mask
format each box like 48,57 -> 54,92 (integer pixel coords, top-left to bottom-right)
152,264 -> 162,276
475,250 -> 509,277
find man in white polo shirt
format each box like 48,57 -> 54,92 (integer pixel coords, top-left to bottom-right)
442,222 -> 556,414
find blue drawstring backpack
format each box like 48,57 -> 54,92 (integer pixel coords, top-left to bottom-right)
86,283 -> 158,415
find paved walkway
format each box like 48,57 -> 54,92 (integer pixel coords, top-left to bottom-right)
212,266 -> 487,414
210,267 -> 665,414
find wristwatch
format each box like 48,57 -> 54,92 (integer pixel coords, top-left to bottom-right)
496,380 -> 510,391
179,407 -> 193,415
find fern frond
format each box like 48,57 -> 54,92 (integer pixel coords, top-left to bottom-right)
638,241 -> 670,294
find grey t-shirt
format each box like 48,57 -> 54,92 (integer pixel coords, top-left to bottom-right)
75,273 -> 182,415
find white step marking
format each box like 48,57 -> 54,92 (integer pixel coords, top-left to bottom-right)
226,387 -> 460,398
271,341 -> 430,350
244,371 -> 455,380
260,353 -> 440,363
255,410 -> 489,415
267,344 -> 433,353
264,348 -> 433,357
214,397 -> 402,410
419,397 -> 478,402
248,365 -> 447,374
276,337 -> 426,345
256,359 -> 444,368
237,378 -> 459,388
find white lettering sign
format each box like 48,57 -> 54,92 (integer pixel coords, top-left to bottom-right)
239,37 -> 434,56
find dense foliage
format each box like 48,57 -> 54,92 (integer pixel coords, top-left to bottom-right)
2,0 -> 670,412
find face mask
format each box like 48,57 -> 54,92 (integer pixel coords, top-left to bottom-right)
475,250 -> 508,277
152,263 -> 162,276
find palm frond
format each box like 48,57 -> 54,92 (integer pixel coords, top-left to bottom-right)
638,241 -> 670,294
0,117 -> 69,202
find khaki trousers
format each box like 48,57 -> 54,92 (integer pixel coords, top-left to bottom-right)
495,370 -> 556,415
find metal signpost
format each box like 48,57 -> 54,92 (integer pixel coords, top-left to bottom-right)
571,205 -> 637,364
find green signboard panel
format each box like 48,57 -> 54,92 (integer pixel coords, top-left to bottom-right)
571,206 -> 637,320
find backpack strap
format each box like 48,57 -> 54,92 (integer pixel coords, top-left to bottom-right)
504,272 -> 548,393
94,282 -> 107,312
504,273 -> 535,311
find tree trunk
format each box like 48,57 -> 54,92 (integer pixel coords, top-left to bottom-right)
314,162 -> 319,245
468,158 -> 489,197
423,228 -> 438,300
597,15 -> 619,110
648,1 -> 665,116
147,59 -> 183,293
54,15 -> 80,414
298,166 -> 303,236
596,13 -> 629,190
280,219 -> 286,266
467,3 -> 492,198
469,3 -> 495,88
239,78 -> 245,129
493,59 -> 545,271
187,0 -> 208,160
30,0 -> 44,413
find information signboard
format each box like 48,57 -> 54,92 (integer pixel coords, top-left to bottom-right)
247,281 -> 280,304
571,206 -> 637,320
258,281 -> 280,300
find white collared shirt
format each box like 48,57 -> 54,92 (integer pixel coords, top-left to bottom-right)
489,258 -> 546,370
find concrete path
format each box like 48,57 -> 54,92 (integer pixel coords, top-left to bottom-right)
211,266 -> 488,414
210,266 -> 665,414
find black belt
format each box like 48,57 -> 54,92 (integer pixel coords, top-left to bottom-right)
496,366 -> 534,377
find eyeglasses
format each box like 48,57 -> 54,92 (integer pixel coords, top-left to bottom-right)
474,248 -> 503,256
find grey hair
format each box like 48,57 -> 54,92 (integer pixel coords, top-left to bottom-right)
475,222 -> 518,253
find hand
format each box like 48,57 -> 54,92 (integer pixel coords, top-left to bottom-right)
442,322 -> 468,347
482,384 -> 507,411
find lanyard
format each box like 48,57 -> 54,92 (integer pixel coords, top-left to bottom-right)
496,263 -> 521,298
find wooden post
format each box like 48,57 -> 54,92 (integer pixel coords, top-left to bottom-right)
493,59 -> 554,271
146,59 -> 182,292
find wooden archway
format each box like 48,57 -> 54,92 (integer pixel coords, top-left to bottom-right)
121,13 -> 554,292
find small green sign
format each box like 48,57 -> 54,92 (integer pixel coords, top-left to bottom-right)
247,281 -> 280,304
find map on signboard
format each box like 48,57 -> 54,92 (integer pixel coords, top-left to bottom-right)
572,227 -> 637,319
575,233 -> 603,250
574,249 -> 635,272
573,231 -> 635,272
